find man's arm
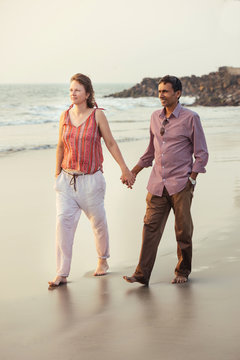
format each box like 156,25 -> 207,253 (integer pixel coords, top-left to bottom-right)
189,171 -> 198,181
130,127 -> 155,178
131,164 -> 144,177
191,114 -> 209,175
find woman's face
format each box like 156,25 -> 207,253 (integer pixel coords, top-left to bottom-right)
70,80 -> 89,105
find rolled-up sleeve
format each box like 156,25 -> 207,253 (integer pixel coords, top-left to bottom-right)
138,127 -> 155,168
192,114 -> 209,173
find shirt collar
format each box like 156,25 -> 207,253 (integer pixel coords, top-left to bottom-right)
159,102 -> 182,119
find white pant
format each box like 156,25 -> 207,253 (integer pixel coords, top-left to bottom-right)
55,170 -> 109,277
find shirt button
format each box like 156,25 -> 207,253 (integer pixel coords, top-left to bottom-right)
163,179 -> 166,182
163,141 -> 165,144
162,166 -> 164,168
162,154 -> 164,156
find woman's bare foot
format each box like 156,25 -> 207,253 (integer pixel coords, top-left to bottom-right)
94,259 -> 109,276
48,276 -> 67,288
171,275 -> 188,284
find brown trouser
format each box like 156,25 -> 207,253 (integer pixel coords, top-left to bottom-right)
133,182 -> 194,284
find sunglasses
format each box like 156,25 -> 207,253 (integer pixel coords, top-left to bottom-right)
160,119 -> 168,136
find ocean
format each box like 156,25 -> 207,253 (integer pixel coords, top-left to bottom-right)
0,83 -> 240,155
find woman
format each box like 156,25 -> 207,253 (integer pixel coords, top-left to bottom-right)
48,73 -> 135,288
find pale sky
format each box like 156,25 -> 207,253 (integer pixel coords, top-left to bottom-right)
0,0 -> 239,83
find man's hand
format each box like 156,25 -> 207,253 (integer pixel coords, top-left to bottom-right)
190,171 -> 198,180
121,164 -> 144,189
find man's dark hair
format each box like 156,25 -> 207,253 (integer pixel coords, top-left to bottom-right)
159,75 -> 182,92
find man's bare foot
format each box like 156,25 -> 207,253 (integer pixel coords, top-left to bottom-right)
123,275 -> 138,283
123,276 -> 148,286
48,276 -> 67,288
171,275 -> 188,284
94,259 -> 109,276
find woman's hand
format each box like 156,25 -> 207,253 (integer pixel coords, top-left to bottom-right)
120,168 -> 136,189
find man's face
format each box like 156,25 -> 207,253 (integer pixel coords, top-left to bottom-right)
158,82 -> 181,108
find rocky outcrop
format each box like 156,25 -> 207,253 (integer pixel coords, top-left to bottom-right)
106,67 -> 240,106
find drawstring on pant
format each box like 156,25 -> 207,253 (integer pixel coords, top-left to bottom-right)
69,173 -> 82,191
62,168 -> 100,191
62,169 -> 84,191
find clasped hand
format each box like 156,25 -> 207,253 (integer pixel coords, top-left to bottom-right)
120,168 -> 136,189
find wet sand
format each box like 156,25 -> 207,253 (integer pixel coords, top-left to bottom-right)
0,132 -> 240,360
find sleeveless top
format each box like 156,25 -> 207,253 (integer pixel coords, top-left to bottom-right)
61,106 -> 103,173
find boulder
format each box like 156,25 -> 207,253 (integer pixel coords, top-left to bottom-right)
106,67 -> 240,106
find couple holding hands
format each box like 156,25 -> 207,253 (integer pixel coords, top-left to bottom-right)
48,73 -> 208,289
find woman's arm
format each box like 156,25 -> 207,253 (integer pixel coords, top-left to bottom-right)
96,110 -> 135,187
55,112 -> 65,177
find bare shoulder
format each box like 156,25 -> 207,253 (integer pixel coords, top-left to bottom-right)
95,108 -> 107,125
95,108 -> 106,117
60,110 -> 67,118
59,110 -> 67,124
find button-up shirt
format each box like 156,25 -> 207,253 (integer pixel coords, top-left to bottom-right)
138,103 -> 209,196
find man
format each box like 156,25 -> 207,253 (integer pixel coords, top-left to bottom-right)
123,75 -> 208,285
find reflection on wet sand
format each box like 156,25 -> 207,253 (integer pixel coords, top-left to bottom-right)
122,283 -> 195,352
234,177 -> 240,208
48,270 -> 198,359
51,274 -> 111,332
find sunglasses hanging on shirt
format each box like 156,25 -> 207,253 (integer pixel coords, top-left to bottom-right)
160,119 -> 169,136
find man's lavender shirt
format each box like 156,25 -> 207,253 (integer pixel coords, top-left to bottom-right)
138,103 -> 209,196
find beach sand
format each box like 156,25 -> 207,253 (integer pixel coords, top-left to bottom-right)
0,131 -> 240,360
